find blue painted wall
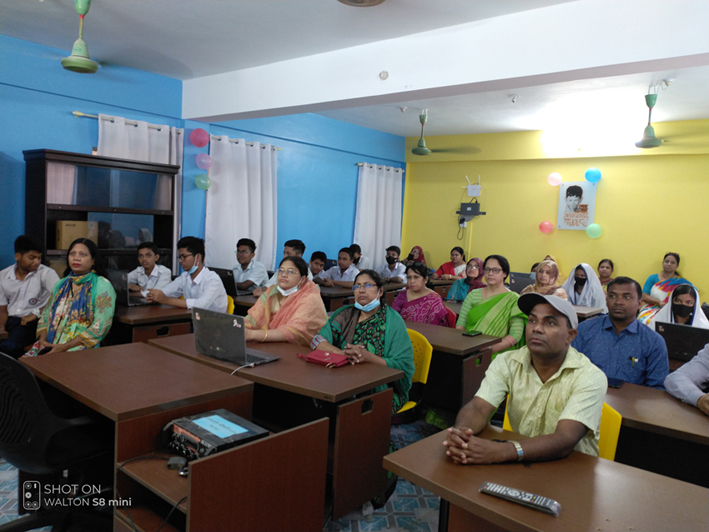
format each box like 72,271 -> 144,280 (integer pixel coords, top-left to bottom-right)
0,36 -> 406,271
0,35 -> 182,268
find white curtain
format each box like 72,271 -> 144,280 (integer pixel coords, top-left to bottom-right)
97,114 -> 184,271
205,136 -> 278,270
353,164 -> 403,272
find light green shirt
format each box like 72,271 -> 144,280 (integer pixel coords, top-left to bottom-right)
476,346 -> 607,456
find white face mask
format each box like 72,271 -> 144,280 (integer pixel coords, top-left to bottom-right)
277,284 -> 299,297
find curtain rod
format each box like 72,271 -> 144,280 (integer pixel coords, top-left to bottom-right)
73,111 -> 181,134
356,162 -> 404,172
210,134 -> 282,151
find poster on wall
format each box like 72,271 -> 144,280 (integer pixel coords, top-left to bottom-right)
557,181 -> 597,230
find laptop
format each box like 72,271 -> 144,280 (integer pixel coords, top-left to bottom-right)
655,322 -> 709,362
106,269 -> 154,307
192,308 -> 280,367
211,267 -> 254,297
509,272 -> 535,294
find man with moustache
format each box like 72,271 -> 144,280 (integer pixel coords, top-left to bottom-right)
572,277 -> 669,389
444,293 -> 607,464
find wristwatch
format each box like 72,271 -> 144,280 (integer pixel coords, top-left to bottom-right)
509,440 -> 524,462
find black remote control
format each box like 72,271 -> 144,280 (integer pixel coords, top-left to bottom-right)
479,482 -> 561,517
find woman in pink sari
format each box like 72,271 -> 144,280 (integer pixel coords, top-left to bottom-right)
245,256 -> 327,347
391,262 -> 449,326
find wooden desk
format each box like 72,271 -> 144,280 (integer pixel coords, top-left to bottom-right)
319,286 -> 355,311
605,382 -> 709,487
572,305 -> 604,320
107,304 -> 193,344
405,321 -> 501,411
445,300 -> 462,315
21,344 -> 328,531
149,334 -> 403,519
384,426 -> 709,532
430,278 -> 455,299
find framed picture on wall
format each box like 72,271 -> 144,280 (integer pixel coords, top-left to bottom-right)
557,181 -> 597,231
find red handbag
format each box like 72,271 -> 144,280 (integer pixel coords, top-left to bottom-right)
297,350 -> 349,368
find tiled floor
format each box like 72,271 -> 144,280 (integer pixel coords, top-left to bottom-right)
0,419 -> 444,532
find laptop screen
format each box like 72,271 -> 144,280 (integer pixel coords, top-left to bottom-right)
655,321 -> 709,362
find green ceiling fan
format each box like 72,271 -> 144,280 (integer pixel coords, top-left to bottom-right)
411,109 -> 480,156
635,92 -> 663,149
61,0 -> 99,74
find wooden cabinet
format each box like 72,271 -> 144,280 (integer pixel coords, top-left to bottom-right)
23,149 -> 180,274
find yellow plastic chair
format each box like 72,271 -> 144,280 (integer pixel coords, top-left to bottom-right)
502,400 -> 622,461
394,329 -> 433,422
598,402 -> 622,461
227,295 -> 235,315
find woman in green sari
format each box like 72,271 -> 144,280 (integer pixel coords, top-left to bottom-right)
311,269 -> 414,414
456,255 -> 526,355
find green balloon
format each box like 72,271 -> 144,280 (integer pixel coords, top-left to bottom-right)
195,174 -> 211,190
586,223 -> 602,239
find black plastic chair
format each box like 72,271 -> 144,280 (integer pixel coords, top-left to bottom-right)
0,352 -> 112,532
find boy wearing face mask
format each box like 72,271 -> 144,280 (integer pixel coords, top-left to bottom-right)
147,237 -> 228,313
378,246 -> 407,284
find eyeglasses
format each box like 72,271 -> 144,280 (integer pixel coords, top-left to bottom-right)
353,282 -> 376,291
277,268 -> 299,276
236,249 -> 251,255
178,253 -> 194,261
484,267 -> 502,274
466,265 -> 479,270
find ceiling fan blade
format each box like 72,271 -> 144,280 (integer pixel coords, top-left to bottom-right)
430,146 -> 481,155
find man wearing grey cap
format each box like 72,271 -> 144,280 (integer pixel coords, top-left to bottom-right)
444,293 -> 607,464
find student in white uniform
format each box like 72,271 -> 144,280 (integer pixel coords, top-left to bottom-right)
147,237 -> 228,313
378,246 -> 407,284
253,239 -> 312,296
127,242 -> 172,294
233,238 -> 268,293
350,244 -> 371,271
321,248 -> 359,288
0,236 -> 60,358
309,251 -> 327,281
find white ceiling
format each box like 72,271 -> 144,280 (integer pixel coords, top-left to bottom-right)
3,0 -> 709,136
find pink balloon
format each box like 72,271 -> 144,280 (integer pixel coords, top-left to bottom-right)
548,172 -> 562,186
195,153 -> 212,170
539,221 -> 554,234
190,128 -> 209,148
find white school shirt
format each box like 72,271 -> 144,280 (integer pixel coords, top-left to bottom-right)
232,260 -> 268,291
323,264 -> 359,282
161,267 -> 228,313
127,265 -> 172,291
354,255 -> 371,271
0,264 -> 60,317
264,266 -> 314,287
378,262 -> 407,284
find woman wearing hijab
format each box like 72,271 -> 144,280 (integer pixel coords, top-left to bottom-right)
650,285 -> 709,330
561,263 -> 606,310
521,260 -> 567,299
544,254 -> 565,283
402,246 -> 426,267
447,258 -> 486,301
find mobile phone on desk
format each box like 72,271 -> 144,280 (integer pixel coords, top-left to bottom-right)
462,331 -> 482,338
38,347 -> 52,355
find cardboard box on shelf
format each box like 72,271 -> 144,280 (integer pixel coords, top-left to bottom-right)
56,221 -> 98,249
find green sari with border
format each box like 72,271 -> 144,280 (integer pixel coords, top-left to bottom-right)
465,291 -> 527,355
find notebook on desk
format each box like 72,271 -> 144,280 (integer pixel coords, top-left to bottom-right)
211,267 -> 255,297
655,321 -> 709,362
509,272 -> 535,294
106,269 -> 154,307
192,308 -> 280,367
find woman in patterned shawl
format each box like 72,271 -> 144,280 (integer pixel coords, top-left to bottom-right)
311,269 -> 415,414
26,238 -> 115,356
245,256 -> 327,347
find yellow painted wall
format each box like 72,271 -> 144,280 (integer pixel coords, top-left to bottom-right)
402,120 -> 709,296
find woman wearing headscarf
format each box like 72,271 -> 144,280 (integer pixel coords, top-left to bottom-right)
447,258 -> 486,301
402,245 -> 426,267
561,263 -> 606,310
521,260 -> 567,299
650,285 -> 709,330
